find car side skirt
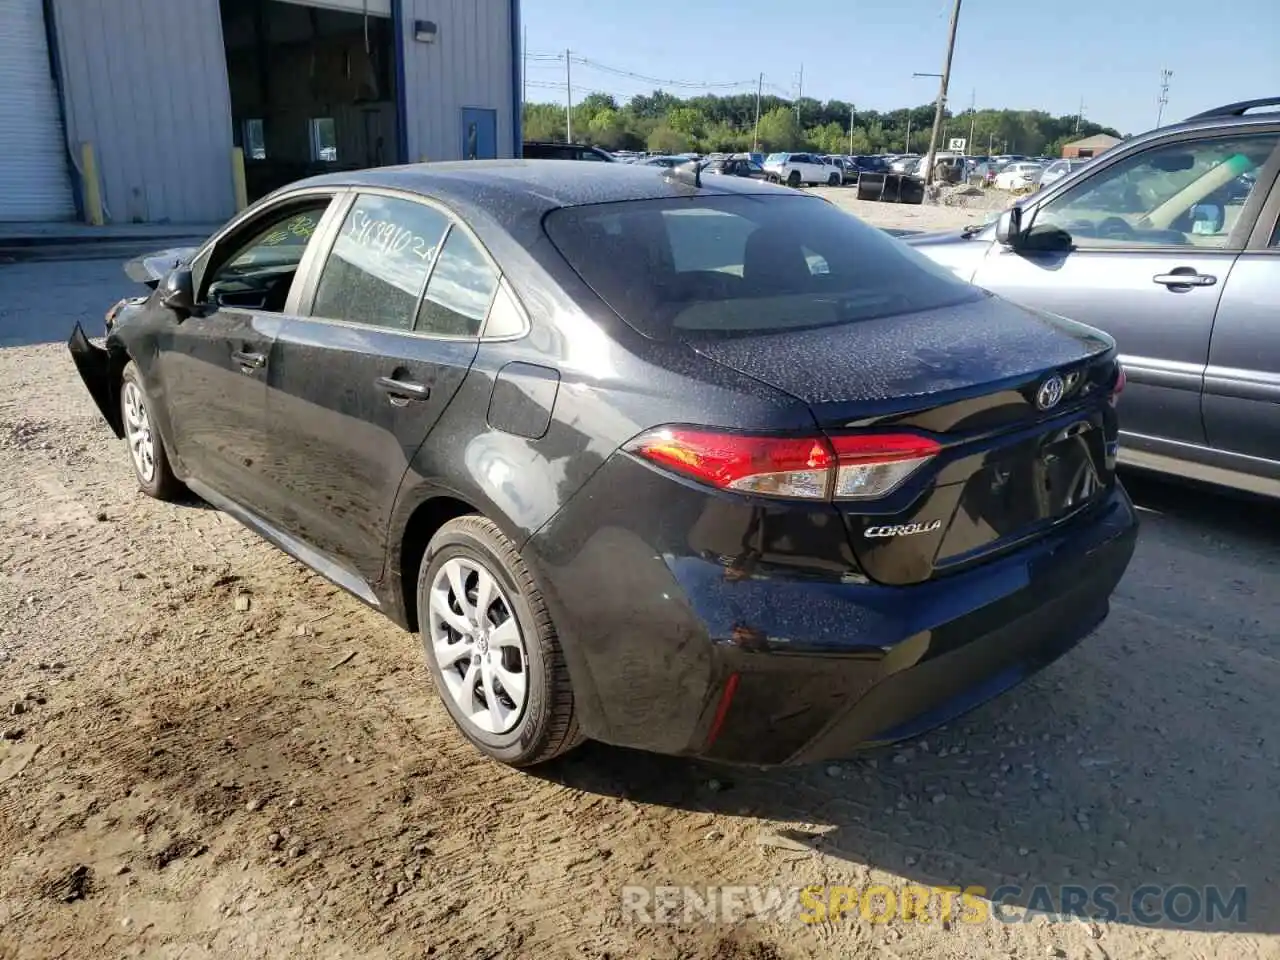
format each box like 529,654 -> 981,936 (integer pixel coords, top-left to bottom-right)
185,478 -> 386,613
1118,431 -> 1280,498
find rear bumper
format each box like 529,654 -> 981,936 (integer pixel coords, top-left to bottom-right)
525,462 -> 1138,766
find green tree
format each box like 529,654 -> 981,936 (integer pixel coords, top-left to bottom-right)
588,108 -> 626,148
522,90 -> 1121,159
806,121 -> 847,154
667,106 -> 705,140
647,124 -> 691,154
755,107 -> 797,151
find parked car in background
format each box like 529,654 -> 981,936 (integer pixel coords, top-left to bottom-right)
1039,158 -> 1092,188
522,141 -> 615,162
890,154 -> 921,173
821,156 -> 859,184
909,96 -> 1280,498
851,155 -> 891,176
970,161 -> 1006,187
994,162 -> 1045,190
69,160 -> 1136,770
635,155 -> 683,168
703,156 -> 768,179
763,152 -> 841,186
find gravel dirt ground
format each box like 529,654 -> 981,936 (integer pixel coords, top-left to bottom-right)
1,205 -> 1278,960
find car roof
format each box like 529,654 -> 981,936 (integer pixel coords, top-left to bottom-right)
290,159 -> 786,220
1084,104 -> 1280,158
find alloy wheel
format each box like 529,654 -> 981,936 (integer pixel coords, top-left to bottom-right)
427,556 -> 529,735
122,381 -> 156,482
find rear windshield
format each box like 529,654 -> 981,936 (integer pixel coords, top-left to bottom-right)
542,193 -> 983,341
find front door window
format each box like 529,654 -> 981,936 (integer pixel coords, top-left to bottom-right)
1030,133 -> 1280,249
203,201 -> 332,311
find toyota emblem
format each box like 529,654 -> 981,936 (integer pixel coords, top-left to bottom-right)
1036,374 -> 1065,411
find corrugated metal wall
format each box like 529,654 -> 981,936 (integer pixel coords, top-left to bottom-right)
398,0 -> 516,162
50,0 -> 236,223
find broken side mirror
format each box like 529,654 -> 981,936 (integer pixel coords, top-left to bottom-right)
159,267 -> 196,315
995,205 -> 1023,248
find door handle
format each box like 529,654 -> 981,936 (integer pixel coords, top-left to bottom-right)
232,350 -> 266,369
375,376 -> 431,401
1153,272 -> 1216,288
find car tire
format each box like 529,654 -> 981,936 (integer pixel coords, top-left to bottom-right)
787,170 -> 801,187
828,172 -> 840,186
119,361 -> 185,501
417,515 -> 583,767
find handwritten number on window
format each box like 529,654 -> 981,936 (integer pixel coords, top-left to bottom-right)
348,208 -> 437,262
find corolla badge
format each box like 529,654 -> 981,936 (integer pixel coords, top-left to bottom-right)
865,519 -> 942,538
1036,374 -> 1066,411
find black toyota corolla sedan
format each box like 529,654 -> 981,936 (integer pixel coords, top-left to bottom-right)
68,160 -> 1137,768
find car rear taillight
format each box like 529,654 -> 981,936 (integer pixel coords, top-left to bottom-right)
828,433 -> 943,499
624,427 -> 941,501
1109,364 -> 1126,407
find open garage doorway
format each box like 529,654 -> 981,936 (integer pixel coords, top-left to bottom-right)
220,0 -> 400,203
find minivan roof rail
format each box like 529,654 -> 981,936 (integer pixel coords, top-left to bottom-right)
1185,97 -> 1280,120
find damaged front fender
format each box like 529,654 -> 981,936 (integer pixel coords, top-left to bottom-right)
67,323 -> 126,438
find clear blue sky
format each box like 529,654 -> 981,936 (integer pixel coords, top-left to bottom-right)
521,0 -> 1280,135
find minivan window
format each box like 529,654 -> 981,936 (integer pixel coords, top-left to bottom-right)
311,194 -> 450,331
544,194 -> 983,341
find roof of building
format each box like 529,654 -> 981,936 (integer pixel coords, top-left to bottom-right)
1063,134 -> 1124,150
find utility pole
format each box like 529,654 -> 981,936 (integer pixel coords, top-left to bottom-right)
849,103 -> 855,154
795,64 -> 804,131
565,49 -> 573,142
905,113 -> 912,152
967,88 -> 976,152
521,26 -> 527,112
923,0 -> 963,190
753,72 -> 763,151
1156,68 -> 1172,127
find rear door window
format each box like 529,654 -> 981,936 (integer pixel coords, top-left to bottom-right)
544,194 -> 982,341
310,194 -> 450,330
416,227 -> 501,337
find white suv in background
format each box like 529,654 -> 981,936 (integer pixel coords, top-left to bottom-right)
763,152 -> 841,186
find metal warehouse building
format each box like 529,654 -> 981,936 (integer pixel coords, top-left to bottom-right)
0,0 -> 520,223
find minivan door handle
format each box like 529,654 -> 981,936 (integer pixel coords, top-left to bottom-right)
1153,271 -> 1216,288
375,376 -> 431,402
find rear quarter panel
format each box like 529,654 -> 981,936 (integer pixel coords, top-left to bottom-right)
383,200 -> 818,591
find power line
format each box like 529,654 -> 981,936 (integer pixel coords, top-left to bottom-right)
524,50 -> 760,91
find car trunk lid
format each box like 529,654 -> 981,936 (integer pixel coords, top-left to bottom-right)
688,295 -> 1121,585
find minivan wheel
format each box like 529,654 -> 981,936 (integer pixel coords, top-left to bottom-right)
787,170 -> 801,187
120,361 -> 184,501
418,515 -> 582,766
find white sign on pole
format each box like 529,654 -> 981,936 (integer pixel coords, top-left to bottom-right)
948,137 -> 967,152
